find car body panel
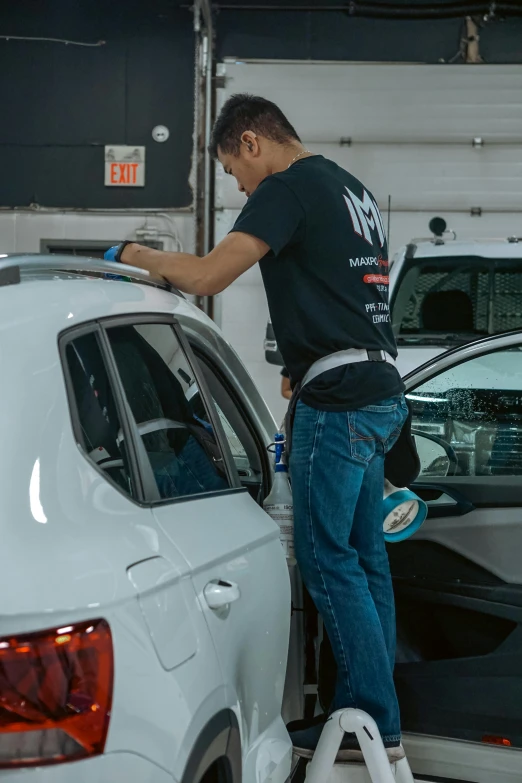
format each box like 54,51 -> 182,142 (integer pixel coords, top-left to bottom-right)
0,752 -> 175,783
127,557 -> 199,670
153,491 -> 292,783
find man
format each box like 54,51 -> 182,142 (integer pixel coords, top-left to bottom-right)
108,94 -> 407,763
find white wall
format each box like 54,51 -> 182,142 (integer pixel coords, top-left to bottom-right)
0,209 -> 194,255
215,62 -> 522,422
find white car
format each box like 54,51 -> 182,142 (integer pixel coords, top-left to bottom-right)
0,255 -> 292,783
390,233 -> 522,376
1,254 -> 522,783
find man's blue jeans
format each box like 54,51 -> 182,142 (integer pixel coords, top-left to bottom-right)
290,395 -> 409,746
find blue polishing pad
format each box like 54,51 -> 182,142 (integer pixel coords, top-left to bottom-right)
383,488 -> 427,543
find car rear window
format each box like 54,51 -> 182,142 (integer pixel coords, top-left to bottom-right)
391,256 -> 522,346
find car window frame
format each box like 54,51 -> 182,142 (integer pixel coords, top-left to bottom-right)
405,330 -> 522,498
98,313 -> 244,506
189,341 -> 272,502
403,329 -> 522,387
59,322 -> 147,503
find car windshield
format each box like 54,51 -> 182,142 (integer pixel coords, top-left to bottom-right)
391,255 -> 522,345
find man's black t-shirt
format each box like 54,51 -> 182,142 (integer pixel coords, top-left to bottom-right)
231,155 -> 404,411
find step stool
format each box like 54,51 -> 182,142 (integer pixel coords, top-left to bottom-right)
303,709 -> 415,783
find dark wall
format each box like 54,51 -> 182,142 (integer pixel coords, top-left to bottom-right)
216,3 -> 522,63
1,1 -> 520,209
0,0 -> 194,208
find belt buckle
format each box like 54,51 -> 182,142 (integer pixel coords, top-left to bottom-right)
367,349 -> 386,362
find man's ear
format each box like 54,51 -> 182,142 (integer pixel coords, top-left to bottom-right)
241,130 -> 259,155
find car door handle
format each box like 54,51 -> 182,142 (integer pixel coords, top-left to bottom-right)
204,580 -> 241,610
413,483 -> 475,518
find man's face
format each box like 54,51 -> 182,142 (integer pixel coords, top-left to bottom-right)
218,132 -> 268,198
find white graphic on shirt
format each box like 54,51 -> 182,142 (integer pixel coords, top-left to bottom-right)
343,187 -> 386,248
349,256 -> 377,266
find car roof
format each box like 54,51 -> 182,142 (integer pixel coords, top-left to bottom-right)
0,253 -> 217,335
405,238 -> 522,260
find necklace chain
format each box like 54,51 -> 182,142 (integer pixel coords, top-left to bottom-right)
287,150 -> 312,168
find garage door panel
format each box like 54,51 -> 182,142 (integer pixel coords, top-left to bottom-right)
219,62 -> 522,143
217,143 -> 522,212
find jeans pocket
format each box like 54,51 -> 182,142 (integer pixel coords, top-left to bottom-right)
348,409 -> 386,463
360,403 -> 398,414
348,413 -> 376,463
349,397 -> 406,463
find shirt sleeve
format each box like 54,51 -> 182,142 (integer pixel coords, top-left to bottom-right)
229,176 -> 305,256
281,367 -> 290,378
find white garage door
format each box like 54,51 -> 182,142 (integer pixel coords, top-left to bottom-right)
214,62 -> 522,422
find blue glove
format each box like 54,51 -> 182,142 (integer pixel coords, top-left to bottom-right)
103,241 -> 133,280
104,245 -> 121,262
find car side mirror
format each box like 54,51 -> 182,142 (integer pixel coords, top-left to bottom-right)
264,322 -> 284,366
412,430 -> 458,478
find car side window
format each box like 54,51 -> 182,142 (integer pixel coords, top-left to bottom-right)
64,331 -> 134,496
408,344 -> 522,477
105,323 -> 231,502
189,351 -> 268,504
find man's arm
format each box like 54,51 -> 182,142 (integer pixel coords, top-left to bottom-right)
121,231 -> 269,296
281,375 -> 292,400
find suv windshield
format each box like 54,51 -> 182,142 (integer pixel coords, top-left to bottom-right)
391,256 -> 522,345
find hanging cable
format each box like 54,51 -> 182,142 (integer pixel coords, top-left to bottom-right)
214,2 -> 522,19
0,35 -> 105,47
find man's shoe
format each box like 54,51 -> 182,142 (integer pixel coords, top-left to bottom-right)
286,713 -> 327,733
290,720 -> 405,764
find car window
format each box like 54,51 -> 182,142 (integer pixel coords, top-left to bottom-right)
188,352 -> 268,504
408,344 -> 522,477
392,257 -> 522,346
105,323 -> 230,502
64,331 -> 134,496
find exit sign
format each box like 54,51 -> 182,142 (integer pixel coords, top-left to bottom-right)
105,145 -> 145,187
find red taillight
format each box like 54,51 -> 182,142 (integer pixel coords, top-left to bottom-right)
0,619 -> 113,768
482,735 -> 512,747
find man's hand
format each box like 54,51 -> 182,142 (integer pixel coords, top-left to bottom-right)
119,232 -> 270,296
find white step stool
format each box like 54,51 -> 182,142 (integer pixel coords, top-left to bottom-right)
303,709 -> 415,783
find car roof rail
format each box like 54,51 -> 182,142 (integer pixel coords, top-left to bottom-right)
0,254 -> 184,297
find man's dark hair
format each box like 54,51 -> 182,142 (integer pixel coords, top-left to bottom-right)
209,94 -> 301,158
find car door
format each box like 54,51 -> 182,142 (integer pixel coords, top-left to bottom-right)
185,335 -> 305,729
60,322 -> 226,775
102,315 -> 292,783
390,329 -> 522,749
